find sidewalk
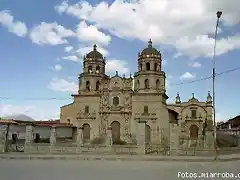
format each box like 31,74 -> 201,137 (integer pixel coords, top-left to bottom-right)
1,153 -> 240,162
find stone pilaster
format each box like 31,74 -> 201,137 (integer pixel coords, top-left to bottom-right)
24,124 -> 33,152
137,120 -> 146,154
106,126 -> 112,146
50,126 -> 56,145
169,123 -> 180,155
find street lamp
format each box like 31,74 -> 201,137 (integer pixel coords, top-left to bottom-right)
213,11 -> 222,160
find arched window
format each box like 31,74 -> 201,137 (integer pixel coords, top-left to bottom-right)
113,96 -> 119,106
154,63 -> 157,71
136,80 -> 140,89
146,62 -> 150,71
84,105 -> 89,114
86,81 -> 90,91
145,124 -> 151,143
96,65 -> 100,73
156,79 -> 160,89
144,79 -> 149,89
140,63 -> 143,71
96,81 -> 100,91
88,65 -> 92,73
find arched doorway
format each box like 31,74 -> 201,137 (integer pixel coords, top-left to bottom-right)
82,123 -> 91,141
190,124 -> 199,139
111,121 -> 120,143
145,124 -> 151,144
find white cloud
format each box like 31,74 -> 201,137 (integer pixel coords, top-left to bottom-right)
76,45 -> 109,57
54,64 -> 62,71
0,10 -> 28,37
48,78 -> 78,93
76,21 -> 111,45
180,72 -> 196,80
56,0 -> 240,57
64,46 -> 73,52
188,61 -> 202,68
106,60 -> 130,74
173,52 -> 183,59
29,22 -> 75,45
62,55 -> 79,61
0,104 -> 60,121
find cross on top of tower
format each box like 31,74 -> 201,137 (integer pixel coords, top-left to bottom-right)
148,39 -> 152,48
93,44 -> 97,51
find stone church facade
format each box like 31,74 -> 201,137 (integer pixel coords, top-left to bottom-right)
60,40 -> 214,148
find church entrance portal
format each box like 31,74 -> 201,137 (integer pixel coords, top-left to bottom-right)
111,121 -> 120,143
190,124 -> 199,139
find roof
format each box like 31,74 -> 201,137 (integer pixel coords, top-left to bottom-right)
0,120 -> 18,124
86,44 -> 103,59
141,39 -> 160,56
167,108 -> 179,119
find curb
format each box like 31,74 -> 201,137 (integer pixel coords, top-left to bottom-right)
0,155 -> 239,162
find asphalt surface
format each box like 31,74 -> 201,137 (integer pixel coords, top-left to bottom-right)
0,160 -> 240,180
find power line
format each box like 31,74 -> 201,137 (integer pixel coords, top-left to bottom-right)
172,66 -> 240,86
0,66 -> 240,101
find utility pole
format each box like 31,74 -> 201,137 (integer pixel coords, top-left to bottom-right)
213,11 -> 222,160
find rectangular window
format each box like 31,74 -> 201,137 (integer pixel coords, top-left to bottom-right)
191,109 -> 197,118
144,105 -> 148,114
85,106 -> 89,114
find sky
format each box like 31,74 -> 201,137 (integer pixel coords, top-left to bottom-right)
0,0 -> 239,121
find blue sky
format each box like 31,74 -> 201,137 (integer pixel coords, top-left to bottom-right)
0,0 -> 239,120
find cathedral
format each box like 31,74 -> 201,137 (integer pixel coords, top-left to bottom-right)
60,40 -> 214,146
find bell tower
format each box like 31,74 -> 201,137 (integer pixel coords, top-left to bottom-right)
133,39 -> 167,101
78,44 -> 106,94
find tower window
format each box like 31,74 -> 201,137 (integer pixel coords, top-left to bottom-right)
191,109 -> 197,118
96,65 -> 100,73
156,79 -> 160,89
144,105 -> 148,114
86,81 -> 90,91
88,66 -> 92,73
154,63 -> 157,71
96,81 -> 100,91
146,62 -> 150,71
113,96 -> 119,106
140,63 -> 142,71
144,79 -> 149,89
85,105 -> 89,114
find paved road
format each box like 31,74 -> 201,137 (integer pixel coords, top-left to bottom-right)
0,160 -> 240,180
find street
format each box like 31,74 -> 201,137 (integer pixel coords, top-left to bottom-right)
0,160 -> 240,180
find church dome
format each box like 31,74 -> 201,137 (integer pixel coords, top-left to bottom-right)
86,44 -> 103,59
141,39 -> 160,56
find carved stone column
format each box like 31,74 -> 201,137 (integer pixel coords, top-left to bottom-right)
24,124 -> 33,152
50,126 -> 56,145
106,126 -> 112,146
137,120 -> 146,154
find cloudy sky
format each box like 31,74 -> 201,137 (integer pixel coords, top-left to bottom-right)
0,0 -> 239,121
